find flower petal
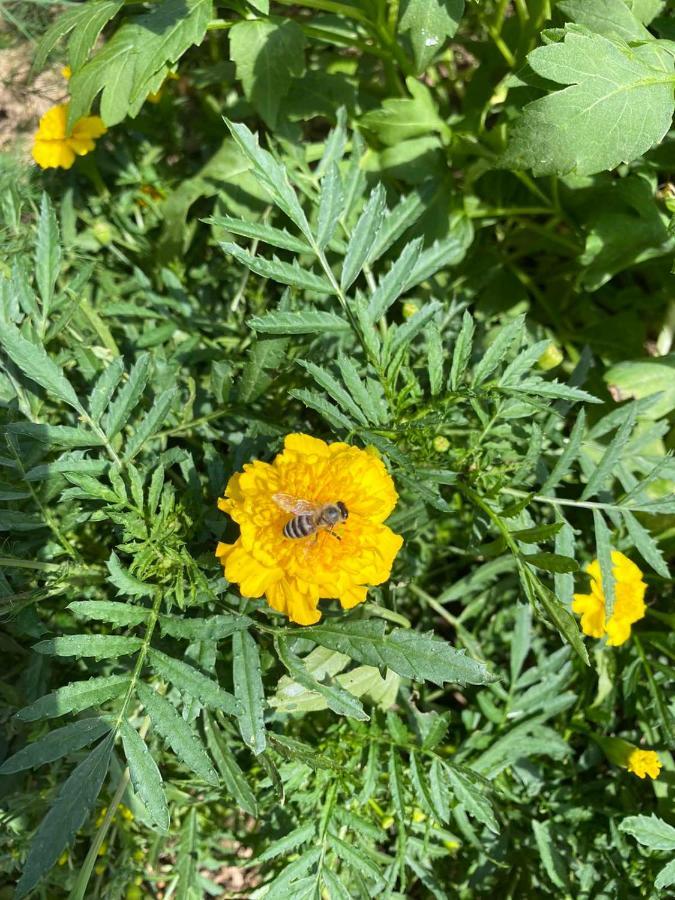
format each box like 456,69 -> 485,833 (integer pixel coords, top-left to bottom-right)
35,104 -> 68,140
32,139 -> 76,170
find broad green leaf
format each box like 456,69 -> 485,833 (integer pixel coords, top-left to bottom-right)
316,163 -> 344,250
148,648 -> 239,717
302,620 -> 494,686
206,217 -> 312,254
232,630 -> 267,755
203,712 -> 258,817
298,359 -> 369,426
68,0 -> 213,128
604,355 -> 675,419
248,309 -> 349,335
541,409 -> 586,493
103,352 -> 152,440
33,0 -> 123,71
229,18 -> 305,128
15,734 -> 114,899
446,764 -> 499,834
449,311 -> 475,390
399,0 -> 465,73
120,720 -> 170,832
504,31 -> 675,175
15,675 -> 130,722
275,636 -> 368,721
289,388 -> 355,432
123,386 -> 177,463
35,193 -> 61,318
558,0 -> 651,41
341,184 -> 386,291
619,814 -> 675,851
361,77 -> 448,146
0,719 -> 110,774
106,551 -> 155,599
222,242 -> 332,293
136,682 -> 218,785
158,613 -> 253,641
33,635 -> 143,659
581,404 -> 636,500
0,323 -> 82,412
67,600 -> 150,627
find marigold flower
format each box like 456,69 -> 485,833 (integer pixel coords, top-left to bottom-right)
572,551 -> 646,646
216,434 -> 403,625
595,735 -> 662,780
32,103 -> 106,170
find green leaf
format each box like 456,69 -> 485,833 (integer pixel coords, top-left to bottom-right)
510,604 -> 532,684
336,354 -> 383,425
473,316 -> 525,387
361,77 -> 448,146
604,355 -> 675,420
206,217 -> 312,254
33,635 -> 143,659
341,184 -> 387,292
541,409 -> 586,493
6,422 -> 102,448
0,323 -> 82,412
229,18 -> 305,128
15,675 -> 130,722
232,630 -> 267,755
388,300 -> 442,359
368,188 -> 427,263
511,522 -> 564,543
256,822 -> 315,863
399,0 -> 465,73
426,324 -> 444,397
532,819 -> 567,889
88,358 -> 124,423
248,309 -> 349,335
120,720 -> 170,832
289,388 -> 355,432
123,386 -> 176,463
106,551 -> 155,599
33,0 -> 122,71
581,404 -> 636,500
275,636 -> 368,721
301,620 -> 494,686
504,31 -> 675,175
593,509 -> 616,621
103,352 -> 152,440
509,378 -> 600,404
148,648 -> 239,717
0,718 -> 110,774
203,712 -> 258,817
68,0 -> 213,128
619,814 -> 675,851
136,682 -> 218,785
238,334 -> 290,403
656,859 -> 675,891
388,749 -> 407,824
316,164 -> 345,250
446,764 -> 499,834
176,807 -> 199,900
222,242 -> 332,293
67,600 -> 150,627
158,613 -> 254,641
558,0 -> 651,42
298,359 -> 369,426
330,833 -> 382,882
15,734 -> 114,899
367,238 -> 423,322
622,510 -> 670,578
404,225 -> 471,289
449,311 -> 475,390
524,552 -> 579,574
530,578 -> 589,666
35,193 -> 61,318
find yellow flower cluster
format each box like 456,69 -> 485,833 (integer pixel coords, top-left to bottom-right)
216,434 -> 403,625
627,748 -> 662,780
32,104 -> 106,171
572,551 -> 646,646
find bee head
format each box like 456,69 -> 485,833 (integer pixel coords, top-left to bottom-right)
337,501 -> 349,521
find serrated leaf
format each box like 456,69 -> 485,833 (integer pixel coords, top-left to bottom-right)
336,353 -> 383,425
207,217 -> 312,254
15,675 -> 130,722
120,720 -> 170,831
33,635 -> 143,659
622,510 -> 669,578
35,193 -> 61,318
158,613 -> 253,641
656,859 -> 675,891
446,764 -> 499,834
341,184 -> 386,291
202,713 -> 258,817
541,409 -> 586,493
330,833 -> 382,881
426,324 -> 444,397
257,822 -> 315,863
404,225 -> 471,289
593,509 -> 616,620
238,334 -> 289,403
399,0 -> 465,73
473,316 -> 525,387
509,378 -> 600,404
388,300 -> 442,359
620,814 -> 675,851
524,552 -> 578,574
367,238 -> 423,323
15,734 -> 114,899
248,309 -> 348,335
33,0 -> 122,71
103,353 -> 152,440
316,163 -> 345,249
123,386 -> 176,463
581,404 -> 636,500
530,577 -> 589,666
136,682 -> 218,785
67,600 -> 150,627
106,552 -> 154,599
449,311 -> 475,391
532,819 -> 567,889
0,719 -> 110,775
222,242 -> 332,293
6,422 -> 102,448
148,648 -> 239,717
232,630 -> 266,755
301,620 -> 494,686
176,807 -> 199,900
298,359 -> 369,426
368,187 -> 428,263
504,31 -> 675,176
290,388 -> 355,431
510,604 -> 532,684
0,323 -> 82,412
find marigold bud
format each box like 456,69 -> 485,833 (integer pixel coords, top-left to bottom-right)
537,343 -> 563,371
433,435 -> 450,453
402,301 -> 419,319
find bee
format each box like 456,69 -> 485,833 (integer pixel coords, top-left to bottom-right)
272,492 -> 349,541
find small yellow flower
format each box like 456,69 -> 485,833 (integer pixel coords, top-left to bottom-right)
572,551 -> 646,646
32,103 -> 106,170
61,65 -> 72,80
627,748 -> 662,780
216,434 -> 403,625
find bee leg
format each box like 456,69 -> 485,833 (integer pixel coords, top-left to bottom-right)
326,526 -> 341,542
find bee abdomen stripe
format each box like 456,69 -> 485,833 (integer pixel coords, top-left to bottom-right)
283,515 -> 314,539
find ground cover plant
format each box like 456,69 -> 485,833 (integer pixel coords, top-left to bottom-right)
0,0 -> 674,896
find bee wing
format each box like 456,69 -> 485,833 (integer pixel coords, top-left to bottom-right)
272,492 -> 319,516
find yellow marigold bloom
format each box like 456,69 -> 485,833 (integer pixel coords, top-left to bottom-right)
627,748 -> 662,780
216,434 -> 403,625
32,103 -> 106,170
572,551 -> 646,646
